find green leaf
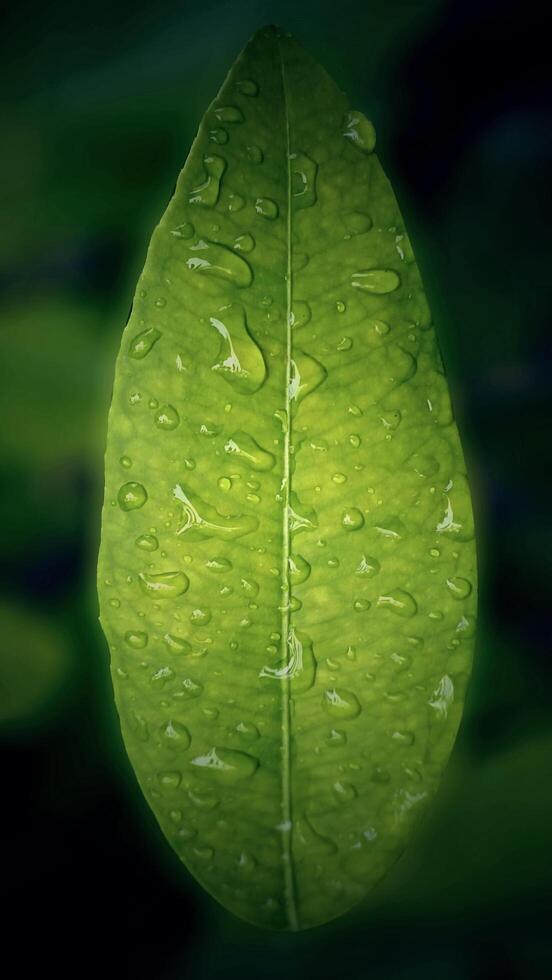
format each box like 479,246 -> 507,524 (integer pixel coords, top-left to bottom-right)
97,24 -> 477,931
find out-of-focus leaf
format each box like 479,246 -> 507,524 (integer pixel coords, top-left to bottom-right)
0,599 -> 73,729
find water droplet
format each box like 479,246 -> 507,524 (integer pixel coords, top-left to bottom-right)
246,144 -> 263,163
377,589 -> 417,617
395,788 -> 428,821
191,746 -> 258,781
354,599 -> 371,612
154,667 -> 178,687
223,431 -> 275,470
343,110 -> 376,153
208,127 -> 228,145
129,327 -> 161,359
163,633 -> 192,655
325,729 -> 347,747
255,197 -> 279,219
129,712 -> 149,741
336,300 -> 346,313
214,105 -> 244,123
138,570 -> 189,598
236,850 -> 257,874
351,269 -> 400,293
186,239 -> 252,287
371,766 -> 390,783
388,347 -> 418,386
332,472 -> 347,484
391,652 -> 412,672
355,555 -> 380,577
205,557 -> 232,574
288,554 -> 311,584
154,296 -> 167,308
154,404 -> 180,430
173,483 -> 259,540
174,676 -> 203,701
410,453 -> 439,477
109,598 -> 120,608
372,319 -> 390,336
333,780 -> 357,804
446,576 -> 472,599
322,688 -> 361,719
118,482 -> 147,511
171,221 -> 195,239
289,350 -> 327,404
235,720 -> 260,740
135,533 -> 158,551
239,578 -> 259,599
349,434 -> 361,448
337,336 -> 353,351
124,630 -> 148,649
374,516 -> 405,540
189,154 -> 226,206
190,607 -> 211,627
380,410 -> 401,430
227,191 -> 245,212
289,300 -> 311,329
456,614 -> 476,638
260,628 -> 316,693
428,674 -> 454,718
158,770 -> 181,789
309,437 -> 328,453
120,456 -> 132,469
294,815 -> 337,856
394,232 -> 415,263
210,304 -> 266,393
342,508 -> 364,531
198,420 -> 221,438
290,150 -> 318,209
436,476 -> 475,540
342,212 -> 373,237
288,492 -> 318,534
233,233 -> 255,253
391,730 -> 415,746
160,720 -> 191,750
236,78 -> 258,96
188,788 -> 218,810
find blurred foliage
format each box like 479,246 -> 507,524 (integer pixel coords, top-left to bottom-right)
0,599 -> 74,728
1,0 -> 551,976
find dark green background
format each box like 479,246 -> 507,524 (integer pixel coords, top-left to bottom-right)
2,0 -> 551,976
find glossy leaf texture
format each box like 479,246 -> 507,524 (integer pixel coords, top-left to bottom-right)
98,25 -> 477,931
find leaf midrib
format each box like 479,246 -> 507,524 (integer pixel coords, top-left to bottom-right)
278,37 -> 298,932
